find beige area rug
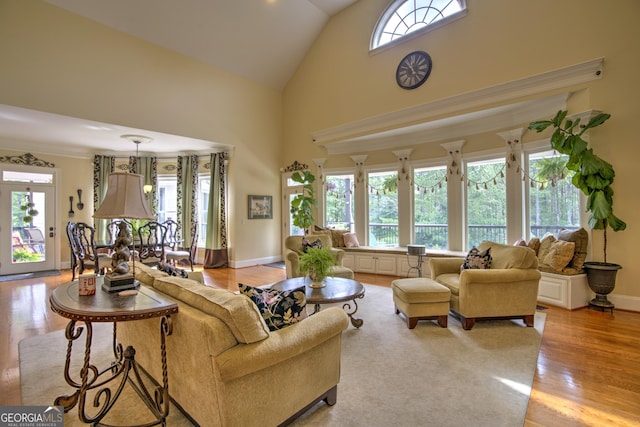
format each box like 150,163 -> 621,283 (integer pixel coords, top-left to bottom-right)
19,322 -> 194,427
20,284 -> 545,427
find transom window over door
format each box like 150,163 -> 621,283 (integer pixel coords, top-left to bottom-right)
371,0 -> 467,50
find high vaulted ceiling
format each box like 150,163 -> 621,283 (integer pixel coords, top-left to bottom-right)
0,0 -> 359,157
45,0 -> 360,90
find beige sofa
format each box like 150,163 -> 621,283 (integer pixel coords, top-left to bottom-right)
429,241 -> 541,330
118,263 -> 349,426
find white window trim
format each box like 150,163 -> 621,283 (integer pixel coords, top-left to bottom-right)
370,0 -> 468,53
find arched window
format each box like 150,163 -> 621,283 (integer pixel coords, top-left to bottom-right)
371,0 -> 467,50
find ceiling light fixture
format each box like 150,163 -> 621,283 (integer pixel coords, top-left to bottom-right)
121,134 -> 154,194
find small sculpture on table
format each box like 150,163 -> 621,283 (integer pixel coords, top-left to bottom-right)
103,222 -> 137,292
111,222 -> 131,275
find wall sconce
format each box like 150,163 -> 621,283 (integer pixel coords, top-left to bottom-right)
143,184 -> 153,194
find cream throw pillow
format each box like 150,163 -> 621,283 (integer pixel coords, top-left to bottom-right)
537,235 -> 556,264
543,240 -> 576,271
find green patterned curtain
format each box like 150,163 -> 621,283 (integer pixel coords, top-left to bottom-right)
176,155 -> 198,247
129,156 -> 157,216
93,155 -> 115,242
204,152 -> 228,268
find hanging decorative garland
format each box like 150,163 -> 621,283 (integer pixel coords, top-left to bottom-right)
327,140 -> 564,198
411,171 -> 448,195
463,164 -> 506,190
505,139 -> 567,190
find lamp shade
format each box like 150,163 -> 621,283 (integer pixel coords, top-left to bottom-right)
93,173 -> 154,219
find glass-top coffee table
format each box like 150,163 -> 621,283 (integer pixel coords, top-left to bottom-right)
271,276 -> 365,328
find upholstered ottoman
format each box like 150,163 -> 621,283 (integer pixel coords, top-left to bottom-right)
330,266 -> 355,280
392,278 -> 451,329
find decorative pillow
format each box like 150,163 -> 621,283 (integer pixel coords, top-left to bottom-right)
238,284 -> 308,331
537,235 -> 556,265
527,237 -> 541,254
543,240 -> 576,272
154,277 -> 269,343
301,237 -> 322,253
157,262 -> 189,278
329,229 -> 349,248
558,228 -> 589,271
514,238 -> 527,247
343,232 -> 360,248
462,247 -> 492,270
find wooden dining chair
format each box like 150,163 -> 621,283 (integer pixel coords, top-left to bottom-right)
165,222 -> 198,271
162,219 -> 180,251
66,221 -> 80,280
72,222 -> 111,277
137,221 -> 168,266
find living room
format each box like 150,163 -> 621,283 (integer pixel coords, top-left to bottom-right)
1,0 -> 639,425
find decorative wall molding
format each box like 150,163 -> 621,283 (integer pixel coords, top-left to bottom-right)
281,160 -> 309,173
313,58 -> 603,155
0,152 -> 55,167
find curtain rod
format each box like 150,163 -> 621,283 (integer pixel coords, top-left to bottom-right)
107,153 -> 226,161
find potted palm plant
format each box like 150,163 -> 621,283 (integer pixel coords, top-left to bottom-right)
290,170 -> 317,234
299,247 -> 337,288
529,110 -> 627,310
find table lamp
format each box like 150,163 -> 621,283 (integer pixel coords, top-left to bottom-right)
93,172 -> 154,292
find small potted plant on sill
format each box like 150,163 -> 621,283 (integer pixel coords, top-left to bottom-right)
529,110 -> 627,310
299,247 -> 337,288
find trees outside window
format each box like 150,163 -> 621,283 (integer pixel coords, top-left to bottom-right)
319,147 -> 585,251
413,165 -> 448,249
368,170 -> 398,247
528,151 -> 580,237
466,158 -> 506,249
325,174 -> 354,231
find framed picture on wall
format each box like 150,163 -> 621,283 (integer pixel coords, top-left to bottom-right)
248,195 -> 273,219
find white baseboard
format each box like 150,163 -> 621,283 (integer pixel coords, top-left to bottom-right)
230,256 -> 283,269
608,294 -> 640,313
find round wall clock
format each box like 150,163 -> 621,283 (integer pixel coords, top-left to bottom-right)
396,51 -> 432,90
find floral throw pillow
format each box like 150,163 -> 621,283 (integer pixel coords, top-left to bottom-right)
462,247 -> 492,270
238,284 -> 308,331
157,262 -> 189,278
301,237 -> 322,253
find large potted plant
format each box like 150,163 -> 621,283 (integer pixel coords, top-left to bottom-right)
529,110 -> 627,310
290,170 -> 317,234
299,247 -> 337,288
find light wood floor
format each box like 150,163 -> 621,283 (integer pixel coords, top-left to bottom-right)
1,266 -> 639,426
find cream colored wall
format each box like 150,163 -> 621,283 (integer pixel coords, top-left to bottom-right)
0,149 -> 94,268
283,0 -> 640,301
0,0 -> 284,266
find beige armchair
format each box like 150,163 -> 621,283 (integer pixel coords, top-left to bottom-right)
429,241 -> 541,330
284,235 -> 354,279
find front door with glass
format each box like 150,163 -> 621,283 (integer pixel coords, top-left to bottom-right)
0,168 -> 57,275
